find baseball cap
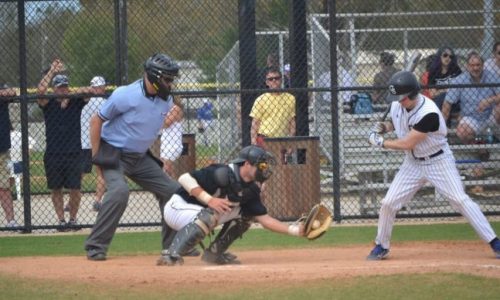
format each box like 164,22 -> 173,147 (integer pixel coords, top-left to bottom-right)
90,76 -> 106,87
52,74 -> 69,87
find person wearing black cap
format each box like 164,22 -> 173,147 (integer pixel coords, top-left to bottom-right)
37,58 -> 94,232
158,145 -> 306,266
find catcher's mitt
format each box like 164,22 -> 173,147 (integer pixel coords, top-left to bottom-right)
303,204 -> 332,240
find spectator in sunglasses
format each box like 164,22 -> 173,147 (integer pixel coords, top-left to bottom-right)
428,46 -> 462,111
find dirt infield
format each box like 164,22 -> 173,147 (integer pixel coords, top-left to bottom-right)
1,241 -> 499,292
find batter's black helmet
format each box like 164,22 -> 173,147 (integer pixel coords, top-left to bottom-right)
387,70 -> 420,102
230,145 -> 276,182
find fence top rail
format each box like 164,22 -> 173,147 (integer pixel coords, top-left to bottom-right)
312,9 -> 500,18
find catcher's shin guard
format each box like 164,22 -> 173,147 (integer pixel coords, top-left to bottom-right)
162,208 -> 217,265
203,218 -> 251,265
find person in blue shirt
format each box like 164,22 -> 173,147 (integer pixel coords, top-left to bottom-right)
196,99 -> 214,146
85,53 -> 182,261
443,51 -> 500,144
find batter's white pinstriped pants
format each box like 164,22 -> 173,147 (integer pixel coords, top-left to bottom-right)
375,153 -> 497,249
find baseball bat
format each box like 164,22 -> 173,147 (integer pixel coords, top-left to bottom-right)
379,51 -> 422,121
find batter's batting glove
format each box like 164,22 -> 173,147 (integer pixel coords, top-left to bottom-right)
370,122 -> 387,134
368,132 -> 384,148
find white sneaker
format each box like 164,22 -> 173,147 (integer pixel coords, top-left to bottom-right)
6,220 -> 19,228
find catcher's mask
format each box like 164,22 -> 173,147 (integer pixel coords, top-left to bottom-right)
144,53 -> 179,100
387,70 -> 420,103
230,145 -> 276,183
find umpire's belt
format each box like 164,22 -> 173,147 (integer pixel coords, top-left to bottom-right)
414,149 -> 443,161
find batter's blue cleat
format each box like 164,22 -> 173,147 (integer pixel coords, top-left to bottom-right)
367,244 -> 389,260
491,239 -> 500,259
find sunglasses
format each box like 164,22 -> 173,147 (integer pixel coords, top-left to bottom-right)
442,53 -> 454,59
266,76 -> 281,82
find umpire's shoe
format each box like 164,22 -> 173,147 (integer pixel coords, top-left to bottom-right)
157,250 -> 184,266
367,244 -> 389,260
202,250 -> 240,265
87,249 -> 107,261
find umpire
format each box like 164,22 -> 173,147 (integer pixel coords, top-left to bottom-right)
85,53 -> 181,261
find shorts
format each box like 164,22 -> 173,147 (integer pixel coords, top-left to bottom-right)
81,149 -> 93,174
460,114 -> 498,135
43,152 -> 82,190
0,151 -> 10,189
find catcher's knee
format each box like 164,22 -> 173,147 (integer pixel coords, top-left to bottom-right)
195,208 -> 218,234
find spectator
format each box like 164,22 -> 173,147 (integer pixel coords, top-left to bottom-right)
81,76 -> 107,212
484,41 -> 500,76
196,99 -> 214,146
9,130 -> 36,202
84,53 -> 181,261
37,59 -> 93,231
372,52 -> 400,104
0,84 -> 18,228
157,145 -> 305,266
442,51 -> 500,144
250,67 -> 296,147
161,96 -> 184,178
317,66 -> 358,105
258,52 -> 280,89
419,54 -> 437,98
427,46 -> 462,110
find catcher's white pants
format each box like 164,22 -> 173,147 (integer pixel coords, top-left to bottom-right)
164,194 -> 241,231
375,153 -> 497,249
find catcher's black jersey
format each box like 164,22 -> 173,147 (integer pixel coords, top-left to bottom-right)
176,164 -> 267,217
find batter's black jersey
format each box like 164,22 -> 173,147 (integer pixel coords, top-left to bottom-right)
176,164 -> 267,217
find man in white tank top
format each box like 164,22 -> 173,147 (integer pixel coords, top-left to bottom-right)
366,71 -> 500,260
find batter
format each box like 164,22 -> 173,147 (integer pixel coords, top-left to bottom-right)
366,70 -> 500,260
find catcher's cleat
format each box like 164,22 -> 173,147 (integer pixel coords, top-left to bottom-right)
182,248 -> 201,257
367,244 -> 389,260
202,250 -> 240,265
157,250 -> 184,266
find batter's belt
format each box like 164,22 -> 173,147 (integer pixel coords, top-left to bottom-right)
413,149 -> 443,161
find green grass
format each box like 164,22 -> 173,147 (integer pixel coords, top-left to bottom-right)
1,272 -> 498,300
1,222 -> 500,299
1,221 -> 499,257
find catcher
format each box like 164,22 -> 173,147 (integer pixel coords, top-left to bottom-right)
158,145 -> 332,266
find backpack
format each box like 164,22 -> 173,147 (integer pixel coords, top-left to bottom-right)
350,93 -> 373,115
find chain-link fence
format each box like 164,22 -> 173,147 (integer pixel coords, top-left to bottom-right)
0,0 -> 499,233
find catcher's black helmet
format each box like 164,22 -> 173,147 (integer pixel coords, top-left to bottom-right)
387,70 -> 420,102
230,145 -> 276,182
